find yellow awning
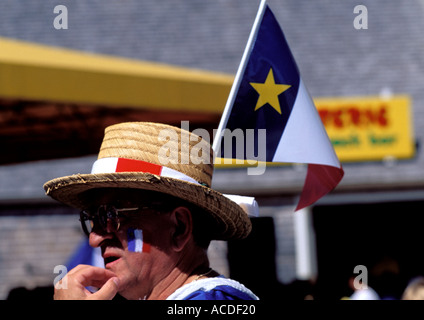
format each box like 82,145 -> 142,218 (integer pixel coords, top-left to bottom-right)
0,37 -> 234,112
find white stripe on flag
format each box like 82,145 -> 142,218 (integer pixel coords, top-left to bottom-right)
161,166 -> 201,185
90,157 -> 202,186
91,157 -> 118,174
272,79 -> 340,168
134,229 -> 143,253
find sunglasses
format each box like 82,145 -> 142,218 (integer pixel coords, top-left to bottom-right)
79,205 -> 140,236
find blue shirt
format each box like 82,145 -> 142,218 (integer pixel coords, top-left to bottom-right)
166,276 -> 259,300
183,285 -> 258,300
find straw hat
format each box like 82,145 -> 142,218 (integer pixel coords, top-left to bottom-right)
43,122 -> 252,240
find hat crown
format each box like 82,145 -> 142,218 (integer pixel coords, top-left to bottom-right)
97,122 -> 214,187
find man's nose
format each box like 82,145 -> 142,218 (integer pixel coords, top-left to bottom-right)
89,227 -> 114,248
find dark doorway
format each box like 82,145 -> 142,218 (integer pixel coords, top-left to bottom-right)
313,200 -> 424,300
227,217 -> 287,300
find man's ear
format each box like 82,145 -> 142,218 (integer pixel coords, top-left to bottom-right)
170,206 -> 193,252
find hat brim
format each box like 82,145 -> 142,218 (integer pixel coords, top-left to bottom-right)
43,172 -> 252,240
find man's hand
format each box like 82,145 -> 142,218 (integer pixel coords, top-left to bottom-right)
54,264 -> 120,300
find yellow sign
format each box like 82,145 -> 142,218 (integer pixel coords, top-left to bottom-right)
315,95 -> 415,162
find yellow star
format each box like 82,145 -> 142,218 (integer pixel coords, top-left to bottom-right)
250,68 -> 291,114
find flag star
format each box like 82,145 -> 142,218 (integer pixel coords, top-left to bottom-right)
250,68 -> 291,114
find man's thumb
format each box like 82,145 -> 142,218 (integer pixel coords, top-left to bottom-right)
89,277 -> 120,300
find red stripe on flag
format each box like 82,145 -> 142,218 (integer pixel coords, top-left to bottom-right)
296,164 -> 344,211
142,243 -> 151,253
115,158 -> 162,175
142,230 -> 151,253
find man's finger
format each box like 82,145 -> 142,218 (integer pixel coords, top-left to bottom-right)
74,266 -> 117,288
87,277 -> 120,300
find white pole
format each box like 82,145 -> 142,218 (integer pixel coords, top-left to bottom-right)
294,207 -> 318,280
212,0 -> 268,154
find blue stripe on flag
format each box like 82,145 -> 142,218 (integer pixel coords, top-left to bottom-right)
222,6 -> 300,161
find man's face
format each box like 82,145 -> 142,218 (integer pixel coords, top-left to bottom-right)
84,189 -> 177,300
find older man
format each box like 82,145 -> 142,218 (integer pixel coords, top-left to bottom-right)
44,122 -> 258,300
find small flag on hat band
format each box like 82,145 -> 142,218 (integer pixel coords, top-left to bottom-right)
91,157 -> 260,217
91,157 -> 202,186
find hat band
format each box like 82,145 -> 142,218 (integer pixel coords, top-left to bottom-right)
91,157 -> 202,186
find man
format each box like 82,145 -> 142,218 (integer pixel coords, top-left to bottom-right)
44,122 -> 258,300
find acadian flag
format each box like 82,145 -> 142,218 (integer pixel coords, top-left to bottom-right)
213,1 -> 344,211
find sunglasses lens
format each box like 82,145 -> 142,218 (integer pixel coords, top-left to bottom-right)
80,205 -> 139,236
84,205 -> 119,234
79,207 -> 117,236
80,211 -> 95,236
97,206 -> 109,228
